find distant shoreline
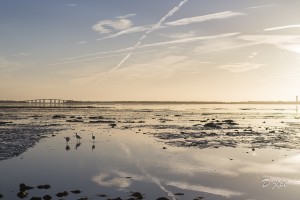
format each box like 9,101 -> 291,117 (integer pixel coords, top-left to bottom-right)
0,100 -> 300,105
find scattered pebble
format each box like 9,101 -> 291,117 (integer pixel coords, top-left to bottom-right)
71,190 -> 81,194
43,195 -> 52,200
30,197 -> 42,200
56,191 -> 68,197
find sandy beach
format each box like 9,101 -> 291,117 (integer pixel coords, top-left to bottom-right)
0,103 -> 300,199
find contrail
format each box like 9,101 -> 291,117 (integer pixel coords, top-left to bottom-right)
111,0 -> 189,71
119,143 -> 177,200
48,50 -> 155,66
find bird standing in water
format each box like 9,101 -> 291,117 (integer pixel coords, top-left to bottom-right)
75,133 -> 81,141
92,133 -> 95,142
64,137 -> 70,144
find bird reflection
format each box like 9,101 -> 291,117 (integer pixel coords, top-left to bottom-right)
92,144 -> 95,151
75,141 -> 81,150
65,145 -> 70,151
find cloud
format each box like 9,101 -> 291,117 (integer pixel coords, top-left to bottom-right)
138,32 -> 240,49
116,13 -> 136,19
218,62 -> 264,73
166,11 -> 245,26
92,172 -> 131,188
264,24 -> 300,31
92,19 -> 133,34
100,11 -> 244,40
99,25 -> 151,40
112,0 -> 190,71
193,37 -> 258,54
13,53 -> 31,57
77,41 -> 87,45
0,57 -> 22,70
58,32 -> 239,63
160,31 -> 197,39
166,181 -> 243,198
66,3 -> 76,7
247,4 -> 277,9
238,35 -> 300,54
49,50 -> 155,66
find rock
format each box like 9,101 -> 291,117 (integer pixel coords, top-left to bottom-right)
269,130 -> 275,133
0,194 -> 3,198
17,191 -> 28,199
19,183 -> 34,191
163,147 -> 167,149
96,194 -> 107,197
156,197 -> 169,200
43,195 -> 52,200
131,192 -> 143,199
30,197 -> 42,200
89,116 -> 104,120
52,115 -> 66,119
37,184 -> 51,189
110,123 -> 117,128
56,191 -> 68,197
222,120 -> 238,125
71,190 -> 81,194
204,122 -> 221,129
193,197 -> 204,200
174,193 -> 184,195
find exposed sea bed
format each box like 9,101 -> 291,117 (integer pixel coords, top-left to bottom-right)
1,105 -> 300,161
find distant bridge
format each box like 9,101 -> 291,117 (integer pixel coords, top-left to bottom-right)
26,99 -> 67,107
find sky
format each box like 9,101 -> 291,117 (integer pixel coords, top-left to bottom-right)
1,0 -> 300,101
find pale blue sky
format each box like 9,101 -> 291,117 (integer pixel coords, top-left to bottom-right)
1,0 -> 300,101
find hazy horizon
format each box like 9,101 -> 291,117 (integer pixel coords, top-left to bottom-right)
1,0 -> 300,101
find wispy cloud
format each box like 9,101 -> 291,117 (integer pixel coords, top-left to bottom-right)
166,181 -> 243,198
92,19 -> 133,34
49,50 -> 155,66
58,32 -> 239,63
12,52 -> 31,57
66,3 -> 76,7
247,4 -> 278,9
99,11 -> 244,40
99,25 -> 151,40
0,56 -> 28,72
116,13 -> 136,19
138,32 -> 239,49
219,62 -> 264,73
166,11 -> 245,26
92,172 -> 131,188
264,24 -> 300,31
77,41 -> 87,45
160,31 -> 197,39
112,0 -> 190,71
239,35 -> 300,54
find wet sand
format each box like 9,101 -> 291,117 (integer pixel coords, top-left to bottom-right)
0,104 -> 300,199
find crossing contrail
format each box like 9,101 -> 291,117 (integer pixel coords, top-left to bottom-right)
111,0 -> 189,71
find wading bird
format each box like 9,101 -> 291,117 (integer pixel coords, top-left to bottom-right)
75,133 -> 81,141
92,133 -> 95,142
64,136 -> 70,143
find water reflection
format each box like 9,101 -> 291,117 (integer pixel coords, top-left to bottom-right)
65,145 -> 70,151
75,141 -> 81,150
92,144 -> 95,151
